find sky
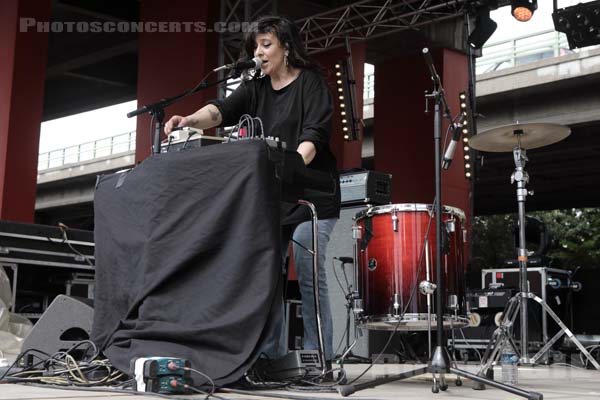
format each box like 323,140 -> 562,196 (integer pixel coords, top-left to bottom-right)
38,0 -> 590,154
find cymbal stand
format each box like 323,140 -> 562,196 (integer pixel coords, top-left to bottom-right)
474,143 -> 600,384
337,49 -> 542,400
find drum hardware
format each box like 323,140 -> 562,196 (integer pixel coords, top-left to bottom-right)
337,49 -> 542,400
445,219 -> 456,233
367,259 -> 377,271
351,225 -> 362,240
470,123 -> 599,388
448,295 -> 459,310
353,203 -> 468,332
419,281 -> 437,295
393,293 -> 401,316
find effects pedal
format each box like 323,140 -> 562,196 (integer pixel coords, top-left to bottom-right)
131,357 -> 192,394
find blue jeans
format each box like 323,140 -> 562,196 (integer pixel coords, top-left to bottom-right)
292,218 -> 337,361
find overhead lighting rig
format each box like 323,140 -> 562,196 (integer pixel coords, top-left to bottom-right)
468,7 -> 498,49
467,1 -> 499,50
511,0 -> 537,22
553,0 -> 600,49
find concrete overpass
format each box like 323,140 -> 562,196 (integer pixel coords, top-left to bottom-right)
35,133 -> 135,228
475,46 -> 600,214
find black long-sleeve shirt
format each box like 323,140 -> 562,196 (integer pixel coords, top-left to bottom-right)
209,68 -> 340,220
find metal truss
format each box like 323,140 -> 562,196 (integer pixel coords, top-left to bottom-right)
218,0 -> 276,98
216,0 -> 468,99
297,0 -> 468,54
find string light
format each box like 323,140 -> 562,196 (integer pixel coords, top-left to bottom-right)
459,91 -> 474,180
335,60 -> 359,141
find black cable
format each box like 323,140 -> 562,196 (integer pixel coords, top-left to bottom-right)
219,387 -> 339,400
0,348 -> 53,382
185,384 -> 227,400
7,382 -> 229,400
57,339 -> 100,361
184,367 -> 216,397
43,224 -> 94,267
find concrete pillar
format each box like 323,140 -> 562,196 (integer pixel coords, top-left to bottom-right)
312,42 -> 365,170
373,48 -> 470,215
135,0 -> 220,162
0,0 -> 51,222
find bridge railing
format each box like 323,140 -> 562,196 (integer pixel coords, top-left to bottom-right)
476,29 -> 575,74
38,131 -> 136,171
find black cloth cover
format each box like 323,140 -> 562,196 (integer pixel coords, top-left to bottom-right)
91,140 -> 283,385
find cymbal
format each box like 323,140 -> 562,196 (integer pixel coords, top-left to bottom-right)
469,123 -> 571,152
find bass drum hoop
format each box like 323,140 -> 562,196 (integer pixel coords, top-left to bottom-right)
354,203 -> 465,222
358,313 -> 470,331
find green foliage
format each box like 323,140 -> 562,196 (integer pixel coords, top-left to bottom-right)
532,208 -> 600,269
472,214 -> 515,269
473,208 -> 600,270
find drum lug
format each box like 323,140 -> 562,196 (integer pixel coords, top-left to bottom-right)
353,299 -> 364,317
352,224 -> 362,240
392,211 -> 398,232
393,293 -> 401,316
447,294 -> 459,310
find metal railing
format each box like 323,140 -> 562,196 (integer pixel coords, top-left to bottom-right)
364,72 -> 375,100
476,29 -> 574,75
38,131 -> 136,171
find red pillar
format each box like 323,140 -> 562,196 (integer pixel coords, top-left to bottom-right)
135,0 -> 220,162
0,0 -> 51,222
312,43 -> 365,170
373,48 -> 470,216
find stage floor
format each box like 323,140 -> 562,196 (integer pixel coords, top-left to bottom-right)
2,363 -> 599,400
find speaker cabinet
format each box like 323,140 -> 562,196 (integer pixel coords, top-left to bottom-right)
20,295 -> 93,365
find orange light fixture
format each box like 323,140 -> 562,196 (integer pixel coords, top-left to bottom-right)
511,0 -> 537,22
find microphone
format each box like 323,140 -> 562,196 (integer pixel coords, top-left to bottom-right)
334,256 -> 354,264
422,48 -> 440,85
213,57 -> 262,72
442,123 -> 462,170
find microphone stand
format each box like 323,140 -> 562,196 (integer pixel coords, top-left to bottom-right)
336,48 -> 542,400
127,73 -> 233,155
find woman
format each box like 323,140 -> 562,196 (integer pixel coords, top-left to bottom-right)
165,15 -> 340,367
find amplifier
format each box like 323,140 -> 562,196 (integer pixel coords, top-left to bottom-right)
340,170 -> 391,206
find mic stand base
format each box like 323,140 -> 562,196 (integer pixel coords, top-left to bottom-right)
337,358 -> 543,400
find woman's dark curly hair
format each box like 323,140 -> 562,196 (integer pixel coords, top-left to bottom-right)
240,15 -> 318,71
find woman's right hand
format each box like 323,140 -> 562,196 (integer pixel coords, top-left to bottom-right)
164,115 -> 189,135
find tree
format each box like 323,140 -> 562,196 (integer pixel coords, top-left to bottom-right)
473,208 -> 600,270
